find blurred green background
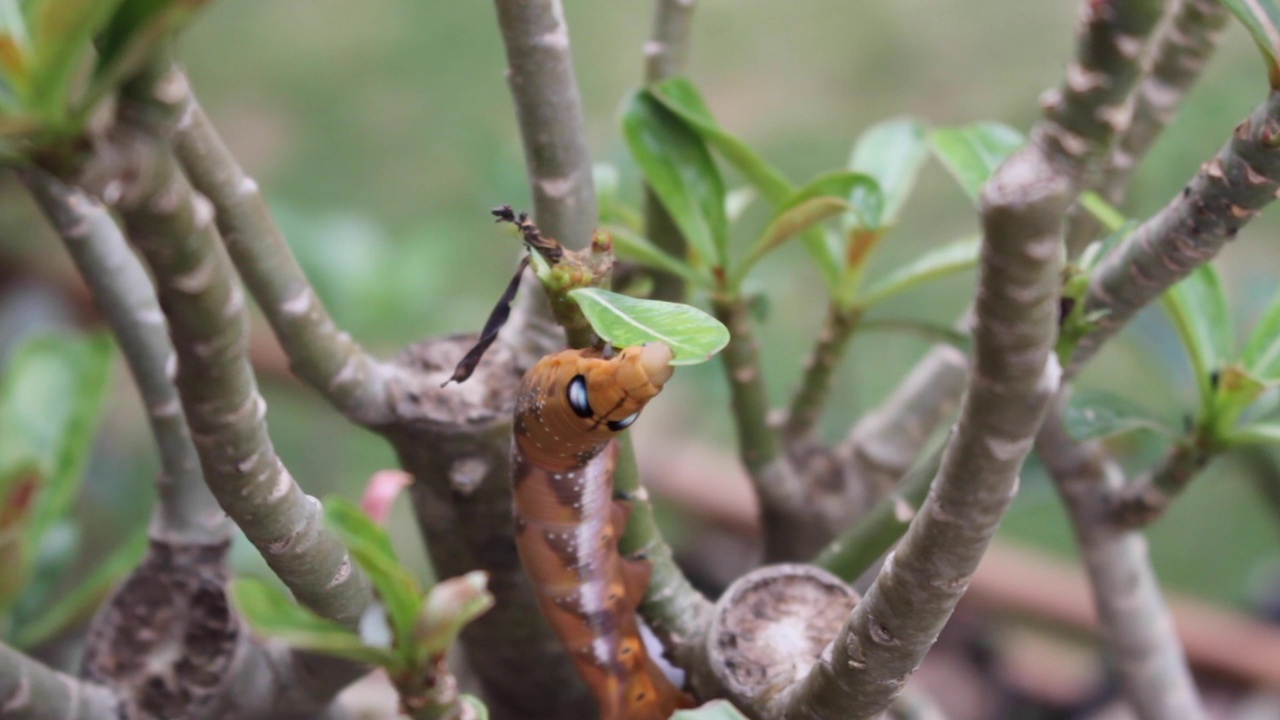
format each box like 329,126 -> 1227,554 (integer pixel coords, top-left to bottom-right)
1,0 -> 1277,620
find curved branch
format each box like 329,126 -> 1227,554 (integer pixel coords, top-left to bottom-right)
1036,411 -> 1205,720
172,90 -> 396,427
22,169 -> 223,542
0,642 -> 119,720
781,145 -> 1067,720
493,0 -> 597,250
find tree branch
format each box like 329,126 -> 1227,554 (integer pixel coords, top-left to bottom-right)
493,0 -> 597,250
74,62 -> 376,630
21,169 -> 223,542
781,145 -> 1067,720
1066,0 -> 1229,255
1071,89 -> 1280,373
172,88 -> 397,426
1036,410 -> 1205,720
641,0 -> 697,301
783,302 -> 858,441
1110,436 -> 1213,527
0,642 -> 119,720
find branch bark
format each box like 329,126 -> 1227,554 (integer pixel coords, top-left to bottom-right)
0,643 -> 119,720
172,90 -> 397,426
22,170 -> 223,542
493,0 -> 597,250
1035,410 -> 1206,720
780,145 -> 1067,720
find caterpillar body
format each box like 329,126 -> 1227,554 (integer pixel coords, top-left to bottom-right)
512,342 -> 693,720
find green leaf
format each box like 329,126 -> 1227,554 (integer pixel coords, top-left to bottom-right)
848,117 -> 928,229
0,332 -> 113,555
1062,387 -> 1177,442
1242,284 -> 1280,381
0,0 -> 29,87
25,0 -> 123,119
10,527 -> 146,649
648,77 -> 792,204
857,235 -> 981,308
604,224 -> 709,289
567,288 -> 729,365
673,700 -> 751,719
622,90 -> 728,269
929,122 -> 1025,203
647,77 -> 842,288
1228,422 -> 1280,446
738,195 -> 849,276
232,577 -> 399,667
1163,264 -> 1232,411
83,0 -> 211,117
1220,0 -> 1280,86
325,496 -> 422,647
414,571 -> 493,657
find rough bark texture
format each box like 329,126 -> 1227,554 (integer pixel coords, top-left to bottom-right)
780,146 -> 1067,720
0,644 -> 120,720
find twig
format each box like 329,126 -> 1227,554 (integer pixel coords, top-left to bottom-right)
783,303 -> 859,441
22,169 -> 223,542
614,438 -> 712,667
0,642 -> 119,720
1035,410 -> 1206,720
711,298 -> 823,560
493,0 -> 597,250
1070,89 -> 1280,374
641,0 -> 697,301
1065,0 -> 1230,255
172,89 -> 396,426
780,145 -> 1066,720
1110,437 -> 1213,527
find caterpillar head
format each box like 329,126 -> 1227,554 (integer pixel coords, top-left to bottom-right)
514,343 -> 674,466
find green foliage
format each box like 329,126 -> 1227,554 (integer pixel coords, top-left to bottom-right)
1219,0 -> 1280,87
623,89 -> 728,270
1062,388 -> 1175,442
856,235 -> 980,309
1163,264 -> 1233,417
0,0 -> 209,157
325,497 -> 422,649
847,116 -> 928,230
567,288 -> 729,365
928,122 -> 1024,203
0,331 -> 113,621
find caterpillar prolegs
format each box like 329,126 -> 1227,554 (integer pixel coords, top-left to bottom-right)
512,342 -> 694,720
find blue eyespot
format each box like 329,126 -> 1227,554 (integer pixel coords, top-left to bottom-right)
606,412 -> 639,432
567,375 -> 593,418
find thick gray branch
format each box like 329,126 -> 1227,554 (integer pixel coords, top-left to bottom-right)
493,0 -> 597,249
22,169 -> 223,542
172,91 -> 396,426
0,643 -> 119,720
781,147 -> 1066,720
1036,411 -> 1205,720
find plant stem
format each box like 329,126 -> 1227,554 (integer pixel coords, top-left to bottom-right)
712,298 -> 826,560
22,169 -> 223,542
0,642 -> 119,720
1065,0 -> 1229,255
783,302 -> 859,440
493,0 -> 597,250
1071,90 -> 1280,375
1036,411 -> 1206,720
781,145 -> 1066,720
813,440 -> 945,582
172,91 -> 396,426
641,0 -> 698,301
1110,437 -> 1213,528
615,436 -> 712,664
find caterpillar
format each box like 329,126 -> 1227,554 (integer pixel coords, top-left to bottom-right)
512,341 -> 694,720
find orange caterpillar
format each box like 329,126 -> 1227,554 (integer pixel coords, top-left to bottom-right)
512,342 -> 694,720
